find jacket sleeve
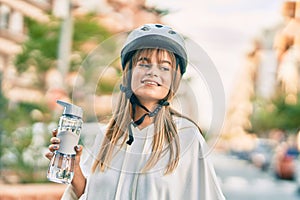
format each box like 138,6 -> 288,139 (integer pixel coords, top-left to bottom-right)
61,185 -> 87,200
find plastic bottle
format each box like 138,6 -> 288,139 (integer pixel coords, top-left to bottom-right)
47,100 -> 83,184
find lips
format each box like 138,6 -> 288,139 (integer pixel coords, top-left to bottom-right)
141,79 -> 161,86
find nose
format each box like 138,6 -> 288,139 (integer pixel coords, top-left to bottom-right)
146,64 -> 158,77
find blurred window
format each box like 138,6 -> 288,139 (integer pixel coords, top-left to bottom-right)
0,5 -> 10,29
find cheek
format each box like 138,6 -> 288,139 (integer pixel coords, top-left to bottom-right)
162,74 -> 173,89
130,70 -> 140,91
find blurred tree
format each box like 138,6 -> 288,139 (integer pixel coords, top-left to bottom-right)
0,73 -> 7,171
15,17 -> 60,73
251,94 -> 300,135
0,99 -> 51,182
15,14 -> 111,74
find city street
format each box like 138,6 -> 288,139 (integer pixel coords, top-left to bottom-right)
213,153 -> 300,200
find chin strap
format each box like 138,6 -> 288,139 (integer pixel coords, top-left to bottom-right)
120,84 -> 169,145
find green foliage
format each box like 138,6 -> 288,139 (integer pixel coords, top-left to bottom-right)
1,124 -> 51,183
0,100 -> 50,182
251,94 -> 300,134
2,102 -> 50,133
73,15 -> 110,47
15,17 -> 60,73
0,76 -> 8,161
14,14 -> 112,73
143,6 -> 170,16
71,15 -> 111,72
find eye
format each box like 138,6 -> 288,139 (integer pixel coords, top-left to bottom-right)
138,63 -> 151,68
159,65 -> 170,71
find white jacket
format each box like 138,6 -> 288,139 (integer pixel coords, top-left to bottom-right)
61,117 -> 226,200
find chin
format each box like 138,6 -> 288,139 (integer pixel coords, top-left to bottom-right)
135,93 -> 164,102
134,88 -> 168,101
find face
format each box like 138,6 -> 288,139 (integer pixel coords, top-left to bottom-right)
131,49 -> 175,105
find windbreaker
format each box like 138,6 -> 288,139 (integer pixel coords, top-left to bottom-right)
61,117 -> 226,200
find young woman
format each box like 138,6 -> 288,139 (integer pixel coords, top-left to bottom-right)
46,24 -> 226,200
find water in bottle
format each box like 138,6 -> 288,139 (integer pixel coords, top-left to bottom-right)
47,100 -> 83,184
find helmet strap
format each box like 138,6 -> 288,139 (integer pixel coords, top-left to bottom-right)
126,99 -> 169,145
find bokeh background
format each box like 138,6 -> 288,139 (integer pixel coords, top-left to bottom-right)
1,0 -> 300,199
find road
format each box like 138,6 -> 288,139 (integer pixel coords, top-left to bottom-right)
213,153 -> 300,200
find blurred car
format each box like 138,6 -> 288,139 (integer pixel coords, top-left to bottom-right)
250,138 -> 277,171
229,149 -> 252,161
273,143 -> 299,180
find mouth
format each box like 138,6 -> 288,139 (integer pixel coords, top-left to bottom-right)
141,80 -> 161,86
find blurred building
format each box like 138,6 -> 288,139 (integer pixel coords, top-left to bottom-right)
274,1 -> 300,104
0,0 -> 161,105
0,0 -> 51,103
220,40 -> 260,151
220,1 -> 300,150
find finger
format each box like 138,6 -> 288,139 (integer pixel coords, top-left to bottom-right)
74,145 -> 83,156
48,144 -> 59,152
52,128 -> 58,137
50,137 -> 60,144
45,152 -> 54,160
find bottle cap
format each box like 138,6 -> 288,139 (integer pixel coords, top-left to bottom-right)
57,100 -> 83,118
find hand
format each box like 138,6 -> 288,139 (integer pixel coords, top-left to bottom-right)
45,129 -> 86,197
45,128 -> 60,160
45,129 -> 83,164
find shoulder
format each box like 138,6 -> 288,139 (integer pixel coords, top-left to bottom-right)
173,116 -> 203,138
172,116 -> 213,160
173,116 -> 198,130
172,116 -> 206,146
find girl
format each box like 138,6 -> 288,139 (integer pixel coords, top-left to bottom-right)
46,24 -> 226,200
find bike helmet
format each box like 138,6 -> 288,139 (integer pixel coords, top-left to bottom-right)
121,24 -> 187,75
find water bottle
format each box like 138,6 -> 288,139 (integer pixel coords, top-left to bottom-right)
47,100 -> 83,184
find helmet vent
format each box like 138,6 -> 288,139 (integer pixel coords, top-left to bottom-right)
168,30 -> 176,35
141,26 -> 150,31
155,24 -> 163,28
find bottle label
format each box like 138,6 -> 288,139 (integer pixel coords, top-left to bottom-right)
57,130 -> 79,155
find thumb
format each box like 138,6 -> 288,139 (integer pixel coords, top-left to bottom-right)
74,145 -> 83,166
74,145 -> 83,157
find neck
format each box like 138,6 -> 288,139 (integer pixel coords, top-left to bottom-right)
133,102 -> 157,128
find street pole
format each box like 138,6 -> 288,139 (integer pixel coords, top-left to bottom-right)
54,0 -> 73,86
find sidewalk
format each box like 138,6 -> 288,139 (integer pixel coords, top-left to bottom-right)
0,183 -> 67,200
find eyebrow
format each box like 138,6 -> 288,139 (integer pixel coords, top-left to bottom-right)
137,57 -> 172,65
160,60 -> 172,65
137,57 -> 150,62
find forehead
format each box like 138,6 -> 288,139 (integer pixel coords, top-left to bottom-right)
134,48 -> 174,62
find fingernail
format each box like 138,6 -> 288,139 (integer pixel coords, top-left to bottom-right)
53,145 -> 59,149
75,145 -> 80,151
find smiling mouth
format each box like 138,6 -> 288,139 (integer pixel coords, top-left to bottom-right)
141,80 -> 161,86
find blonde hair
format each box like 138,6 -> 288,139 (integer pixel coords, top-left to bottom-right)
92,49 -> 185,174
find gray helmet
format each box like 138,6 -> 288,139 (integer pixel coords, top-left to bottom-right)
121,24 -> 187,75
